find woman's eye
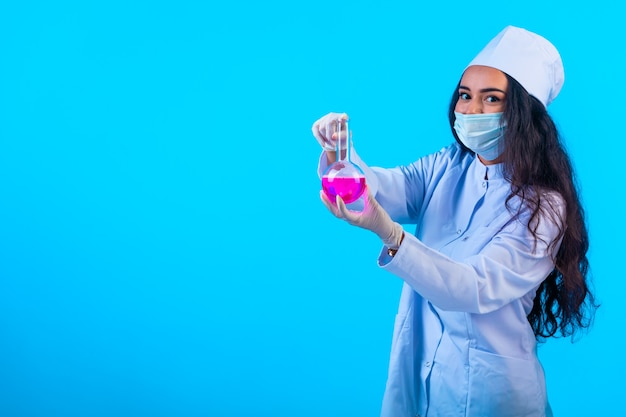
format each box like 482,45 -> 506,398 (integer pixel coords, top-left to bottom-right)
459,92 -> 470,100
485,95 -> 501,103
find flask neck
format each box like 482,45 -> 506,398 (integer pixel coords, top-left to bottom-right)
334,118 -> 351,162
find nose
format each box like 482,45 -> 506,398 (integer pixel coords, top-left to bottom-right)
468,99 -> 483,114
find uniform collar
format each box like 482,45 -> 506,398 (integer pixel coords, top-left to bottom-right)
471,155 -> 505,181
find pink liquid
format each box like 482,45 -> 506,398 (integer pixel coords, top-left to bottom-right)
322,175 -> 366,204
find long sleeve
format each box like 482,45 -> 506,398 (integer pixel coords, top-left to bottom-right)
379,192 -> 564,314
318,143 -> 467,225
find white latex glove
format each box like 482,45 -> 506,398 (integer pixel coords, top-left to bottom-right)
320,186 -> 405,249
311,112 -> 349,151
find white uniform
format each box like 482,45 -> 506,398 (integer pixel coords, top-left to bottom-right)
320,142 -> 560,417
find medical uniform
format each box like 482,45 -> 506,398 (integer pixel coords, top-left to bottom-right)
319,142 -> 560,417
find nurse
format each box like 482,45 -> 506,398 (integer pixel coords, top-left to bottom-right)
313,26 -> 598,417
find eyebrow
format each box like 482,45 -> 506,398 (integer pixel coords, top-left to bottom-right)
459,85 -> 507,94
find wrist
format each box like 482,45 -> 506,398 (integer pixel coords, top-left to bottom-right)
386,229 -> 405,257
382,222 -> 404,249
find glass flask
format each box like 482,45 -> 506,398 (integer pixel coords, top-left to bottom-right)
321,117 -> 367,205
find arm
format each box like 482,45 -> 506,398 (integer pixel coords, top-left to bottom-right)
319,143 -> 467,225
313,112 -> 466,226
381,195 -> 565,313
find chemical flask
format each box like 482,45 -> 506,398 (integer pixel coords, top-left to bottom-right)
321,116 -> 366,205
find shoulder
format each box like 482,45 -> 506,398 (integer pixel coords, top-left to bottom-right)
521,188 -> 566,233
418,142 -> 473,171
436,142 -> 469,160
397,142 -> 473,185
526,188 -> 565,214
541,189 -> 566,222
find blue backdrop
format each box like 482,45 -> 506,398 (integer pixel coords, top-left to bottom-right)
0,1 -> 621,416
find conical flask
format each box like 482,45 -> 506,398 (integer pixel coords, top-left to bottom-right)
321,117 -> 366,205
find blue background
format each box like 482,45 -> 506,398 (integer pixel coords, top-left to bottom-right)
0,1 -> 622,416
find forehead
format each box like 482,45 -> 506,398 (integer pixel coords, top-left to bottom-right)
460,65 -> 508,89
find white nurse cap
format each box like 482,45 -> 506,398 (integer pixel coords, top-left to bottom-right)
467,25 -> 564,107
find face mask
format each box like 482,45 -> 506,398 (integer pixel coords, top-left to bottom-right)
453,112 -> 506,161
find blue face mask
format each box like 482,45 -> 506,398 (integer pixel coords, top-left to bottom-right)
453,112 -> 506,161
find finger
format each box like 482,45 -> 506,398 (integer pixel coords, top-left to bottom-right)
361,185 -> 376,209
330,114 -> 349,143
312,124 -> 325,143
331,130 -> 348,141
335,195 -> 360,223
335,194 -> 345,210
320,190 -> 343,218
320,189 -> 333,205
314,122 -> 337,149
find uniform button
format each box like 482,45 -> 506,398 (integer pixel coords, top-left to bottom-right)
482,181 -> 487,188
425,361 -> 431,367
456,229 -> 462,235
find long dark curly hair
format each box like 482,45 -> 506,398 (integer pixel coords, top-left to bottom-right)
447,73 -> 599,340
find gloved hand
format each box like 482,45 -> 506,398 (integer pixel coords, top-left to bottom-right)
320,186 -> 405,249
311,112 -> 349,151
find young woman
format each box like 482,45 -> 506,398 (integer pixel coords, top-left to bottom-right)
313,26 -> 597,417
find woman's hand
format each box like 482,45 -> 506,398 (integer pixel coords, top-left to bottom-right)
319,185 -> 405,249
311,112 -> 349,153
